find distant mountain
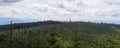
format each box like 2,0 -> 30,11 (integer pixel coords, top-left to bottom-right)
1,0 -> 21,3
0,17 -> 38,25
0,0 -> 22,6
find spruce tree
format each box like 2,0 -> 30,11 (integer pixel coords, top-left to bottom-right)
47,26 -> 57,48
73,24 -> 79,48
8,21 -> 13,48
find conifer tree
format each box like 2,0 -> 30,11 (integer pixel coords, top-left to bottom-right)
47,26 -> 57,48
8,21 -> 13,48
73,24 -> 79,48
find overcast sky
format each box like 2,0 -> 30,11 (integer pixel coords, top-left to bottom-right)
0,0 -> 120,24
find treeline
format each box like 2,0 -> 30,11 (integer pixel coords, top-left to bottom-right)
0,21 -> 63,31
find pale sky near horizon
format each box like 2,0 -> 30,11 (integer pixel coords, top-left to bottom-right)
0,0 -> 120,24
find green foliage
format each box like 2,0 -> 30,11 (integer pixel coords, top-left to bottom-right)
0,22 -> 120,48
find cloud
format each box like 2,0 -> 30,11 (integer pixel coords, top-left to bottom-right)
0,0 -> 120,24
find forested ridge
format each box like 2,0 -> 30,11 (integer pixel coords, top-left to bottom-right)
0,21 -> 120,48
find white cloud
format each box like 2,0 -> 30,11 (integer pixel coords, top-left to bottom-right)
0,0 -> 120,24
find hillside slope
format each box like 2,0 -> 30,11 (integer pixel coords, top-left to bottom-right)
0,21 -> 120,48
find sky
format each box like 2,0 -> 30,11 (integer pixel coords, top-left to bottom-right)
0,0 -> 120,24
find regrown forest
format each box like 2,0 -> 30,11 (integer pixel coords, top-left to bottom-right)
0,21 -> 120,48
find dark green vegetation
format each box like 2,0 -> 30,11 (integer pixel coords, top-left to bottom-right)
0,21 -> 120,48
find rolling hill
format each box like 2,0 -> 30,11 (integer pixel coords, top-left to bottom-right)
0,21 -> 120,48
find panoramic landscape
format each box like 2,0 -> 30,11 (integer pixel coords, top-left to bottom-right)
0,0 -> 120,48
